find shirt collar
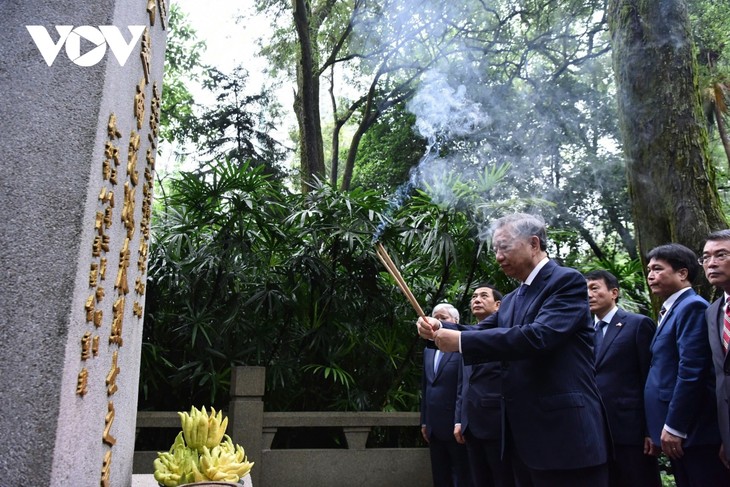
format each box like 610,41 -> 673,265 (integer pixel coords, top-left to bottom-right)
661,286 -> 692,313
524,257 -> 550,286
595,306 -> 618,325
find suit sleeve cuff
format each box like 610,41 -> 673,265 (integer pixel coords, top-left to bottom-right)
663,425 -> 687,439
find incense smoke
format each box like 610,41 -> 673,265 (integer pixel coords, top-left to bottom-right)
361,0 -> 621,243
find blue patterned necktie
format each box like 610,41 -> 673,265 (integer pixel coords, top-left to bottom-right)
513,283 -> 527,308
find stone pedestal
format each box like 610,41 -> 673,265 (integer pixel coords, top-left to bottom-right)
0,1 -> 167,485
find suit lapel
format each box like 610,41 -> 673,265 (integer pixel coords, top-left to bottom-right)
651,289 -> 695,349
425,348 -> 437,381
709,298 -> 730,363
434,350 -> 451,379
510,260 -> 555,327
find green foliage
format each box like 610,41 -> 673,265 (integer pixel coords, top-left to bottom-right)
351,105 -> 426,192
160,5 -> 207,144
142,158 -> 517,412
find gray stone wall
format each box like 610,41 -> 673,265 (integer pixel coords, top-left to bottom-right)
0,1 -> 167,485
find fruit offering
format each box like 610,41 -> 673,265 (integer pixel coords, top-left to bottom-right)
153,406 -> 253,487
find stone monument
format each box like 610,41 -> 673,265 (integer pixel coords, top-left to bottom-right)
0,0 -> 167,485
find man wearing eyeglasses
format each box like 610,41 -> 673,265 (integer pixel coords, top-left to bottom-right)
702,230 -> 730,473
644,243 -> 729,487
417,213 -> 609,486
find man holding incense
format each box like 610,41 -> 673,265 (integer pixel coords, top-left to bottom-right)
417,213 -> 609,486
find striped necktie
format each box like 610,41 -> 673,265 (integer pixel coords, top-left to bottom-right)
723,302 -> 730,354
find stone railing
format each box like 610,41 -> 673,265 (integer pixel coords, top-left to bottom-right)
133,366 -> 432,487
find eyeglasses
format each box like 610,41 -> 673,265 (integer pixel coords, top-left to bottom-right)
698,252 -> 730,265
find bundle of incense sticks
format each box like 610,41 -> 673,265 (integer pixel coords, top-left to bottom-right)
375,242 -> 426,318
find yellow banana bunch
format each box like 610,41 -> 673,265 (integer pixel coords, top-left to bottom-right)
198,435 -> 254,482
157,406 -> 253,485
178,405 -> 229,451
153,432 -> 199,487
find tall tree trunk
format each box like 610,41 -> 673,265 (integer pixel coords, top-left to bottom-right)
608,0 -> 726,298
713,83 -> 730,170
293,0 -> 325,193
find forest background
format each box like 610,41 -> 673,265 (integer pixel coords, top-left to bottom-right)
141,0 -> 730,450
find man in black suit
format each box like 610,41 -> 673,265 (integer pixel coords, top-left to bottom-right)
421,303 -> 472,486
418,213 -> 609,487
585,269 -> 660,487
458,284 -> 515,487
701,230 -> 730,471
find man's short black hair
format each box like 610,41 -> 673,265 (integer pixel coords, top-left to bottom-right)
584,269 -> 620,303
646,243 -> 701,283
473,282 -> 503,302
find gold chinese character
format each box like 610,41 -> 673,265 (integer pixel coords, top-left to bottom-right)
127,132 -> 140,186
76,368 -> 88,396
147,0 -> 157,25
104,206 -> 113,229
149,83 -> 161,141
100,258 -> 108,280
81,332 -> 92,361
134,80 -> 146,130
106,351 -> 120,395
110,297 -> 125,346
85,295 -> 95,322
94,310 -> 103,328
89,263 -> 99,287
100,449 -> 112,487
99,187 -> 115,207
92,335 -> 100,356
95,211 -> 104,236
140,28 -> 151,84
115,238 -> 131,295
121,182 -> 136,238
158,0 -> 168,30
107,114 -> 122,140
133,301 -> 143,318
135,277 -> 146,295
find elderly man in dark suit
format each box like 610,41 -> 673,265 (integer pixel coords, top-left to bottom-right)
417,213 -> 609,487
585,269 -> 660,487
644,243 -> 730,487
701,230 -> 730,472
421,303 -> 472,486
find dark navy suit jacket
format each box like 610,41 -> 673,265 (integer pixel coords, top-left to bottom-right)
460,318 -> 502,441
644,289 -> 719,448
449,260 -> 609,470
706,297 -> 730,460
594,308 -> 655,446
421,347 -> 463,441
